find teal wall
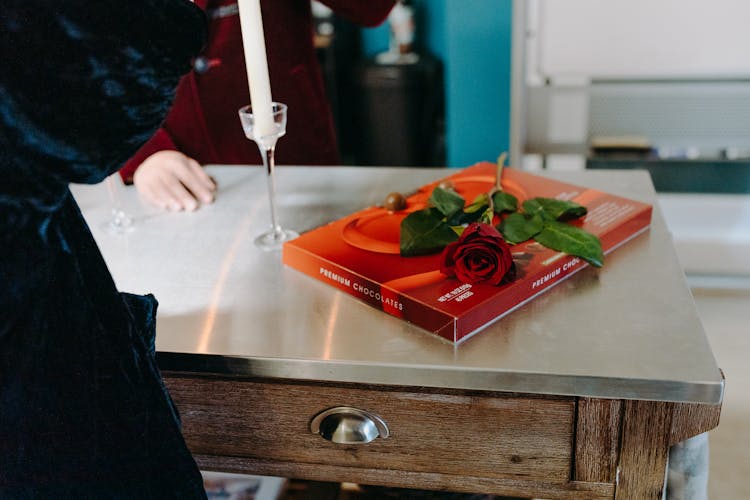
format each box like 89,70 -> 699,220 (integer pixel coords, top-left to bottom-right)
361,0 -> 512,167
360,18 -> 390,55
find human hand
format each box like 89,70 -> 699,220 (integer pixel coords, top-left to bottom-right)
133,150 -> 216,211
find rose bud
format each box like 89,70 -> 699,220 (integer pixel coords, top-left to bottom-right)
440,222 -> 515,286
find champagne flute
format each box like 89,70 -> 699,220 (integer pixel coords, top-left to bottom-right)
102,172 -> 134,234
238,102 -> 298,250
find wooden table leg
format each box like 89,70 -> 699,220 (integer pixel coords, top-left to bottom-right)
615,400 -> 721,500
616,400 -> 672,499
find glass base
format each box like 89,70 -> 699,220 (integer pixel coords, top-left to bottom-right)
101,209 -> 134,235
254,227 -> 298,251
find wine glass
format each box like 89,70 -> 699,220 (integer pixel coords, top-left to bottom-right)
102,172 -> 134,234
238,102 -> 298,250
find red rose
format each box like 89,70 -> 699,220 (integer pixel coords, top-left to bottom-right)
440,223 -> 515,286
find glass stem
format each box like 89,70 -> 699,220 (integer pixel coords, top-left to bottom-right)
262,145 -> 282,237
102,173 -> 133,233
106,175 -> 120,211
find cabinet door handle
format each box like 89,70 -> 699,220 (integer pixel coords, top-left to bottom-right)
309,406 -> 389,444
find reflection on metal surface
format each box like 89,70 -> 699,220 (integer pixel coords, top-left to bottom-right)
323,293 -> 341,360
199,215 -> 255,353
310,406 -> 390,444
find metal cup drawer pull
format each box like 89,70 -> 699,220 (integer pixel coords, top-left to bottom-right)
310,406 -> 390,444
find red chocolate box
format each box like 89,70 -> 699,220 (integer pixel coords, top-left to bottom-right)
283,162 -> 653,343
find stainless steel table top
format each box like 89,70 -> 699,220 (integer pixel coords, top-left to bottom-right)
72,166 -> 724,404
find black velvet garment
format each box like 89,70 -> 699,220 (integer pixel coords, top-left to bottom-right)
1,1 -> 208,497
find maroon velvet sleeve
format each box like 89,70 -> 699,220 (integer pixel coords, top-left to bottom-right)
118,127 -> 177,184
318,0 -> 396,27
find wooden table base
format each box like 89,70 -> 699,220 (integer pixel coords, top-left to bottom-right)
166,375 -> 721,500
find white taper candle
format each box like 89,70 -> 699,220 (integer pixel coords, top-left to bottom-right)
237,0 -> 275,137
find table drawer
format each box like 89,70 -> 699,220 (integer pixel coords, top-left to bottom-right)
165,375 -> 575,482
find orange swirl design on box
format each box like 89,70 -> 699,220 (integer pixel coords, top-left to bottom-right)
341,175 -> 528,255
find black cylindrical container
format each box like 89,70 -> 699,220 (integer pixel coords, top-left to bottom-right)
353,55 -> 443,167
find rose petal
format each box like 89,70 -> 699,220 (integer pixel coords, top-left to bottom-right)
439,222 -> 515,286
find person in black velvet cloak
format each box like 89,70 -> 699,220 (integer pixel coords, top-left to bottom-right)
1,1 -> 209,497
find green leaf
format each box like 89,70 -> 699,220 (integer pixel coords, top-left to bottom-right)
492,191 -> 518,213
479,206 -> 494,225
523,197 -> 587,220
429,186 -> 465,218
533,220 -> 604,267
447,193 -> 488,225
466,193 -> 489,213
522,198 -> 546,217
534,197 -> 588,220
498,212 -> 544,244
447,210 -> 485,226
400,208 -> 460,256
